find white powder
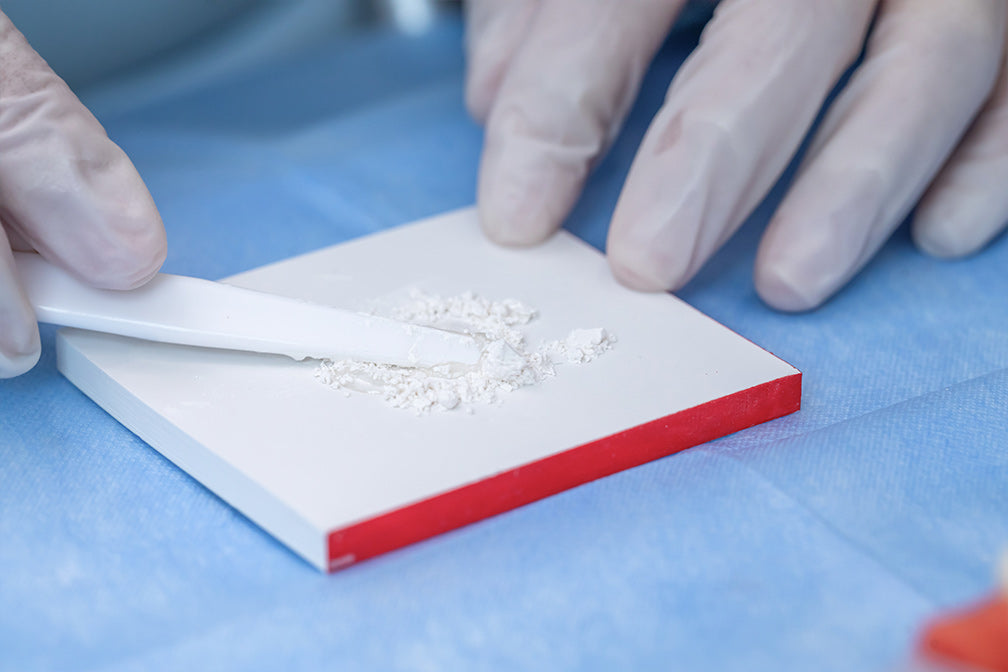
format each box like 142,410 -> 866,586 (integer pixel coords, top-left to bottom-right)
314,290 -> 615,414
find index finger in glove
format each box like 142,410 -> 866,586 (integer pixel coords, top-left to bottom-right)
477,0 -> 684,246
0,11 -> 166,291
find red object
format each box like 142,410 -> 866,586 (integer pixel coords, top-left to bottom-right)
920,594 -> 1008,672
327,372 -> 802,571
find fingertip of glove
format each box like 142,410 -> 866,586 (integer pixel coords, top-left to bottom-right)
0,327 -> 41,379
608,256 -> 671,292
911,213 -> 980,260
912,231 -> 966,260
476,159 -> 564,247
78,226 -> 167,291
121,224 -> 168,289
68,201 -> 167,291
477,204 -> 555,247
753,261 -> 824,313
606,218 -> 690,293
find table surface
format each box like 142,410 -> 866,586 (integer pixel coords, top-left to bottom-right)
2,14 -> 1006,672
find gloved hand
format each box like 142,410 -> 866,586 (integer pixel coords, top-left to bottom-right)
466,0 -> 1008,311
0,11 -> 166,377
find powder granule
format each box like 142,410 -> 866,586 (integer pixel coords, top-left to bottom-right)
314,291 -> 615,414
546,328 -> 614,364
390,290 -> 535,348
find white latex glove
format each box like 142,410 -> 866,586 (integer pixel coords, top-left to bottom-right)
466,0 -> 1008,311
0,11 -> 166,377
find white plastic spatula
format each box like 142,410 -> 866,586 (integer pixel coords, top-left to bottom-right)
14,252 -> 483,367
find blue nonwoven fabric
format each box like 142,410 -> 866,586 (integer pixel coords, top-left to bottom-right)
2,15 -> 1007,672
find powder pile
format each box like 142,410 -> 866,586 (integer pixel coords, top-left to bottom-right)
314,290 -> 615,414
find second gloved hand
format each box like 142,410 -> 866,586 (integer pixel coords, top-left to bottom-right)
466,0 -> 1008,310
0,11 -> 166,377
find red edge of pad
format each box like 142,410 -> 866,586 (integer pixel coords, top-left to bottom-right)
327,372 -> 803,572
918,594 -> 1008,672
